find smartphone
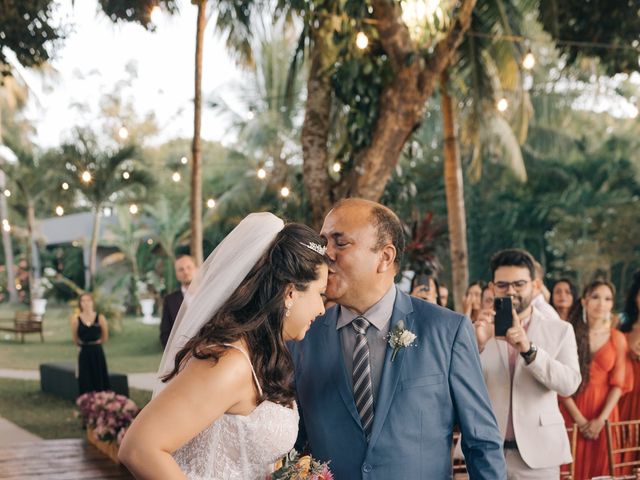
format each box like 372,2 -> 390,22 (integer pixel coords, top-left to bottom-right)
494,296 -> 513,337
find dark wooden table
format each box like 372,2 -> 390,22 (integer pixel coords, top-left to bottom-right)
0,439 -> 133,479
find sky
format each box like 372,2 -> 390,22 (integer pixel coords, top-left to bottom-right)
22,0 -> 243,148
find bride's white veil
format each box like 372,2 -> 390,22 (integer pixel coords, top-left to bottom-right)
153,212 -> 285,397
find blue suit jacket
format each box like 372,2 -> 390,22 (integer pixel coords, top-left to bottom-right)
293,290 -> 506,479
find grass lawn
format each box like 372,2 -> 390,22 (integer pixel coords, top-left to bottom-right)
0,305 -> 163,373
0,377 -> 152,439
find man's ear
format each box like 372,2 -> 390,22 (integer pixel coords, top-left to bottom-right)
377,244 -> 397,273
532,277 -> 542,294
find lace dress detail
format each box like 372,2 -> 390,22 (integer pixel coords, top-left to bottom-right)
173,345 -> 299,480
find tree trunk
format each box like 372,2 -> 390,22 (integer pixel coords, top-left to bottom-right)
89,204 -> 102,289
0,171 -> 18,303
190,0 -> 206,266
301,28 -> 334,229
440,70 -> 469,313
345,63 -> 433,200
301,0 -> 477,206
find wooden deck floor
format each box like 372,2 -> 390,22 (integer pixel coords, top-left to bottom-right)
0,439 -> 133,479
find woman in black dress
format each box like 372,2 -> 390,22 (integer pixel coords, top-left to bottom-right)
70,293 -> 111,394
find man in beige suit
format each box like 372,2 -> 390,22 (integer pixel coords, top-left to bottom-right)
475,248 -> 581,479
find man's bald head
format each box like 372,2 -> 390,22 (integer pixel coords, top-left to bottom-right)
329,198 -> 405,270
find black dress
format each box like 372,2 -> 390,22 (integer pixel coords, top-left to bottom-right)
77,313 -> 111,394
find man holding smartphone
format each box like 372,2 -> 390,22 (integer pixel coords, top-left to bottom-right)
474,248 -> 581,479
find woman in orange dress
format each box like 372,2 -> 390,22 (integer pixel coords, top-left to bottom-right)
618,272 -> 640,470
560,280 -> 632,480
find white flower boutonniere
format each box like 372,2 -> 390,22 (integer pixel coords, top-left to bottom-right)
385,320 -> 417,362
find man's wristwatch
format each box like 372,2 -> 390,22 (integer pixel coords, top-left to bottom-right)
520,343 -> 538,363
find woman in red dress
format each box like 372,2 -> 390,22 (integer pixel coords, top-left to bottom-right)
560,280 -> 632,480
618,272 -> 640,471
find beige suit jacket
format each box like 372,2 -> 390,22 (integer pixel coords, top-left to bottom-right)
480,307 -> 581,469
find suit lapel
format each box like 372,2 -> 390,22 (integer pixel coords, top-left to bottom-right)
321,307 -> 362,428
367,291 -> 414,450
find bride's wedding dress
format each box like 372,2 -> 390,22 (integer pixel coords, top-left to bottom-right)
172,344 -> 299,479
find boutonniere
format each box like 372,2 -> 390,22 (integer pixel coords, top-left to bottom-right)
385,320 -> 417,362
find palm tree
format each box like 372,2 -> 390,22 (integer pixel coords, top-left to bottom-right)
0,141 -> 61,298
59,130 -> 153,287
436,0 -> 534,310
143,197 -> 190,292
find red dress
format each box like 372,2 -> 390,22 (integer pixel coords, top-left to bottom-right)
561,329 -> 631,480
618,339 -> 640,472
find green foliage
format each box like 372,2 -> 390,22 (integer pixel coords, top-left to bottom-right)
0,0 -> 63,72
98,0 -> 178,30
539,0 -> 640,75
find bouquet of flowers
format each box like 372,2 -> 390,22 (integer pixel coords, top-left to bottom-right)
268,449 -> 333,480
76,391 -> 140,445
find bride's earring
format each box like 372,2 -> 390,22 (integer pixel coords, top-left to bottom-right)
582,308 -> 587,324
285,301 -> 293,317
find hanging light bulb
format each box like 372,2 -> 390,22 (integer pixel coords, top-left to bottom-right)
356,32 -> 369,50
55,205 -> 64,216
180,156 -> 188,165
2,221 -> 10,232
81,171 -> 92,183
257,168 -> 267,179
332,162 -> 342,173
150,5 -> 161,23
129,204 -> 139,215
3,189 -> 10,197
206,198 -> 216,209
118,126 -> 129,140
497,98 -> 509,112
122,171 -> 130,180
62,182 -> 69,191
147,238 -> 154,246
280,186 -> 290,198
522,50 -> 535,70
171,172 -> 181,182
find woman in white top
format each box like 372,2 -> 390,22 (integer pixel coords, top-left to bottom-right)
119,214 -> 329,479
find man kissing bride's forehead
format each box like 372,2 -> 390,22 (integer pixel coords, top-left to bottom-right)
294,198 -> 506,479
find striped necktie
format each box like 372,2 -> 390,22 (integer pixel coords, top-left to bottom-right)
352,315 -> 374,439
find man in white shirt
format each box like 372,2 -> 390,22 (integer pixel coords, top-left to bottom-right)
475,248 -> 581,479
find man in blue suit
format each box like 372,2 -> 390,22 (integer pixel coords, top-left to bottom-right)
293,199 -> 506,479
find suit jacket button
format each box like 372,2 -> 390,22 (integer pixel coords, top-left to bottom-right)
362,463 -> 372,473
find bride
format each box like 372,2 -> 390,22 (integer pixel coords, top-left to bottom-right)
118,213 -> 328,479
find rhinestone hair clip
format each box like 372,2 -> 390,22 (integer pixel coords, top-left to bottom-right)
301,241 -> 327,256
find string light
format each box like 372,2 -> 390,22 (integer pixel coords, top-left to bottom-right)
118,126 -> 129,140
81,171 -> 91,183
280,187 -> 290,198
150,5 -> 161,23
356,32 -> 369,50
2,219 -> 10,232
3,189 -> 10,197
15,283 -> 21,290
103,207 -> 112,217
522,50 -> 536,70
122,171 -> 130,180
332,162 -> 342,173
497,98 -> 509,112
171,172 -> 181,182
147,238 -> 154,245
257,168 -> 267,179
180,156 -> 188,165
61,182 -> 69,191
55,206 -> 64,216
206,198 -> 216,209
129,204 -> 139,215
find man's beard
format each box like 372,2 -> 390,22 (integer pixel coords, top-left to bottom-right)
512,292 -> 533,314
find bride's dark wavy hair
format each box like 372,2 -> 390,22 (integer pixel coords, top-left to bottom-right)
162,223 -> 328,407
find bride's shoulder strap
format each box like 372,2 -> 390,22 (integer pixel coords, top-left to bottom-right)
221,343 -> 263,397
